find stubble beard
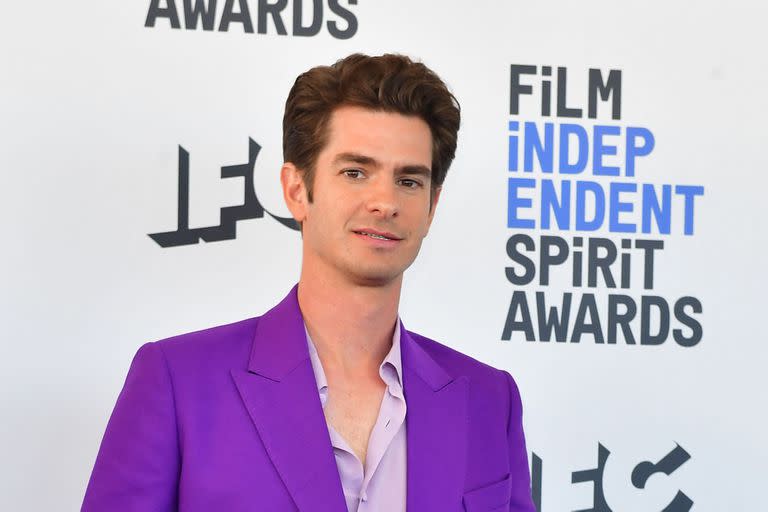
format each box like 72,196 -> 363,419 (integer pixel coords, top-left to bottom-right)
342,238 -> 424,288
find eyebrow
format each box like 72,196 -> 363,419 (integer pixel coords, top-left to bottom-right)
332,152 -> 432,178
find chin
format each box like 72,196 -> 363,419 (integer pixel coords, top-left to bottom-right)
346,265 -> 405,288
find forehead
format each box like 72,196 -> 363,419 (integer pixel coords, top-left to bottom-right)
321,105 -> 433,167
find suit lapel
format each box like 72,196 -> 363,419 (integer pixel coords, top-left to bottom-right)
231,286 -> 347,512
401,324 -> 469,511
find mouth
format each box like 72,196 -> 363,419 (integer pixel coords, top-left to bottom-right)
352,229 -> 402,241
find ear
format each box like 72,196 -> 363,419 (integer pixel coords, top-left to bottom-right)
424,185 -> 442,235
280,162 -> 308,223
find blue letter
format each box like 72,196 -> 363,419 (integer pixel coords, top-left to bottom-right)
508,178 -> 536,228
609,182 -> 637,232
524,122 -> 554,172
626,127 -> 655,177
541,179 -> 571,230
593,125 -> 621,176
508,121 -> 519,171
575,181 -> 605,231
641,184 -> 671,234
675,185 -> 704,235
559,123 -> 588,174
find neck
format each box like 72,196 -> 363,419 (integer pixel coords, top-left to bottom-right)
297,266 -> 402,379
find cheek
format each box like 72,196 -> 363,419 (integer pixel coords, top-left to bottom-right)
409,203 -> 434,233
308,198 -> 348,232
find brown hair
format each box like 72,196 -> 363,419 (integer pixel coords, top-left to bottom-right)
282,53 -> 460,201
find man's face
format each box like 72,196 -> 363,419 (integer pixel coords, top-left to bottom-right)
294,105 -> 440,287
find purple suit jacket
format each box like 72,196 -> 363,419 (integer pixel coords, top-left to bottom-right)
82,286 -> 534,511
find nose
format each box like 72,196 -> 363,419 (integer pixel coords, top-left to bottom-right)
366,178 -> 399,218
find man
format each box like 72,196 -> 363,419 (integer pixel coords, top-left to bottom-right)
82,54 -> 535,511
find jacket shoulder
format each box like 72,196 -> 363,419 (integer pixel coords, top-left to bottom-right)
147,316 -> 260,370
406,330 -> 513,387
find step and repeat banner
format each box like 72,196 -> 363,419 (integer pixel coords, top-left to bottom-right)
2,1 -> 766,510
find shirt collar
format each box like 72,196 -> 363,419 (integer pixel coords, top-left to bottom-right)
304,318 -> 404,403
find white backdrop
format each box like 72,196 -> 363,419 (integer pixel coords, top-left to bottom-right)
2,1 -> 767,510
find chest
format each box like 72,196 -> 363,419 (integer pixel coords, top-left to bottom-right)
323,380 -> 386,462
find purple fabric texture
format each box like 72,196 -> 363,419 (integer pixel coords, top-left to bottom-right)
82,285 -> 535,511
305,321 -> 408,511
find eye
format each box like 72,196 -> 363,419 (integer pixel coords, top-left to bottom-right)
399,178 -> 423,189
343,169 -> 365,179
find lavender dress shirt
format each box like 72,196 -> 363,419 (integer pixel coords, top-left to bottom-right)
305,321 -> 407,512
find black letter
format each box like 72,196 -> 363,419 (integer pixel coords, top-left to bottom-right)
673,297 -> 703,347
536,292 -> 571,342
635,239 -> 664,289
540,66 -> 552,117
502,291 -> 535,341
631,444 -> 693,511
571,444 -> 611,512
539,235 -> 569,286
607,294 -> 636,344
148,146 -> 200,247
506,234 -> 536,285
588,68 -> 622,120
146,0 -> 181,28
556,67 -> 582,118
195,138 -> 300,241
632,444 -> 691,489
184,0 -> 217,30
257,0 -> 288,34
587,237 -> 617,288
220,0 -> 254,32
327,0 -> 357,40
531,453 -> 543,512
510,65 -> 537,116
640,295 -> 670,345
571,293 -> 605,343
293,0 -> 322,36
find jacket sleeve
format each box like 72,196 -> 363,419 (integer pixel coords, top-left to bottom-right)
81,342 -> 180,512
503,370 -> 536,512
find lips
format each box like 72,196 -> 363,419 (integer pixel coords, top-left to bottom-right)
352,229 -> 402,241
